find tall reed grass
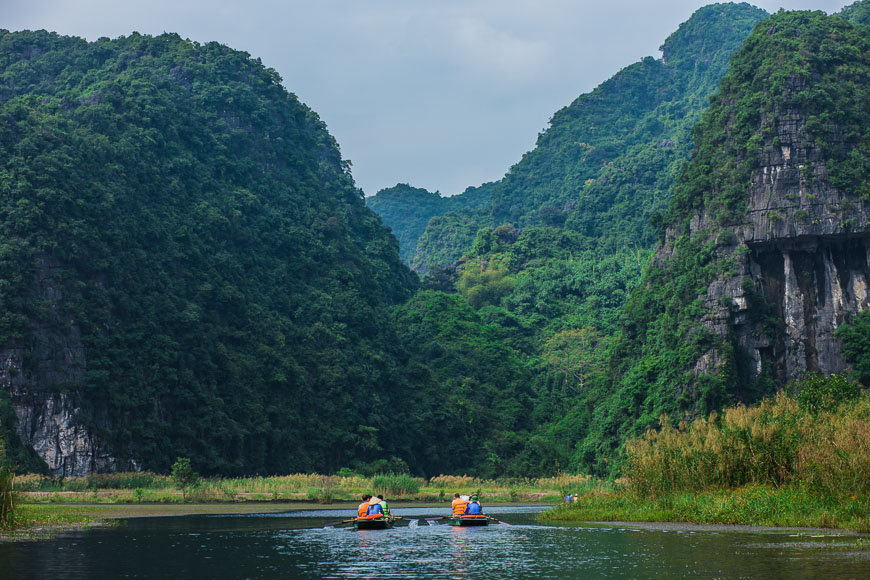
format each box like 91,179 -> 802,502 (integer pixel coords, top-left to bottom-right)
371,473 -> 421,496
625,389 -> 870,502
0,465 -> 14,528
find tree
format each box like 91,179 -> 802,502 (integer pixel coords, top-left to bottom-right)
171,457 -> 200,502
543,328 -> 608,391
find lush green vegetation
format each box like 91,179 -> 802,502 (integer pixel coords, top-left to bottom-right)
390,3 -> 769,274
544,485 -> 870,532
840,0 -> 870,26
365,182 -> 492,266
546,379 -> 870,532
0,30 -> 422,476
2,2 -> 869,492
10,471 -> 587,505
371,4 -> 771,479
592,8 -> 870,476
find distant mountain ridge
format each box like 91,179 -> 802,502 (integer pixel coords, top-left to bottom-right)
368,3 -> 770,273
365,182 -> 492,264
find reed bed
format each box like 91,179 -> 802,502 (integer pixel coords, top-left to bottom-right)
625,388 -> 870,504
0,465 -> 14,528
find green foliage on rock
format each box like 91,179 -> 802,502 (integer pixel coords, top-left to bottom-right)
839,0 -> 870,27
593,9 -> 870,475
670,8 -> 870,223
0,30 -> 419,476
836,310 -> 870,387
366,182 -> 492,265
388,3 -> 769,273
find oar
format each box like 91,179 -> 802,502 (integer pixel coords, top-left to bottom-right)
424,517 -> 445,522
487,516 -> 511,526
324,519 -> 356,528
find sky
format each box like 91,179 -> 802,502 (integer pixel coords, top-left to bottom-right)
4,0 -> 854,197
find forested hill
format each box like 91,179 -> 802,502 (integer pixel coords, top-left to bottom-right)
0,30 -> 419,475
372,3 -> 769,274
365,182 -> 492,264
595,7 -> 870,472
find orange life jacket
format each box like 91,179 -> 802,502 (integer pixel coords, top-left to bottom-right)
358,502 -> 369,518
451,498 -> 468,516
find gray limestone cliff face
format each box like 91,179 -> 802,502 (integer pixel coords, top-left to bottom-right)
671,106 -> 870,387
0,257 -> 136,476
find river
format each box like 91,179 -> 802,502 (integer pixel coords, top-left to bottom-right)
1,505 -> 868,579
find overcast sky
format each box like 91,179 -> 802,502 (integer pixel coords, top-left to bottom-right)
5,0 -> 853,196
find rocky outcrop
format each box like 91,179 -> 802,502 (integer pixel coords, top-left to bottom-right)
0,258 -> 135,476
682,105 -> 870,386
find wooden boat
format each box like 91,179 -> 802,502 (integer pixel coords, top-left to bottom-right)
353,516 -> 397,530
447,515 -> 489,527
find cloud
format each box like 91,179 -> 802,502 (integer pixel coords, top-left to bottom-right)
447,16 -> 551,84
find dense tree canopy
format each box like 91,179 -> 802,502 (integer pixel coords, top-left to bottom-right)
0,30 -> 420,475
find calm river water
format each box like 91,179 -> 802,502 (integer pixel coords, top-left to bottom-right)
1,505 -> 869,579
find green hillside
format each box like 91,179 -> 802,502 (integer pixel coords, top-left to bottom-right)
589,8 -> 870,475
398,3 -> 768,273
0,30 -> 419,475
3,2 -> 866,481
365,182 -> 491,265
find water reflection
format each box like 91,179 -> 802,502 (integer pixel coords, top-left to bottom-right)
0,507 -> 868,579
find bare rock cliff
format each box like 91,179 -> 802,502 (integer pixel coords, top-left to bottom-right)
675,105 -> 870,387
0,258 -> 135,476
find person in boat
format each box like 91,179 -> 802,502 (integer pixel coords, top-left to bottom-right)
451,493 -> 468,516
357,494 -> 372,518
367,494 -> 390,518
464,494 -> 483,516
375,494 -> 391,516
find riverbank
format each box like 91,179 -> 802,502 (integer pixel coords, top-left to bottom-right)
1,501 -> 336,541
10,472 -> 578,505
541,484 -> 870,533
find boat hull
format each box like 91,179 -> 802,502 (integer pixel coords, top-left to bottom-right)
447,516 -> 489,526
354,517 -> 395,530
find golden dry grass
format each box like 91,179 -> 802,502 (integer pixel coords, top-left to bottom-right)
626,390 -> 870,503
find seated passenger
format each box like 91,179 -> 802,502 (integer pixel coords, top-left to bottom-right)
357,494 -> 372,518
463,494 -> 482,515
375,494 -> 391,517
451,493 -> 468,516
366,496 -> 384,518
